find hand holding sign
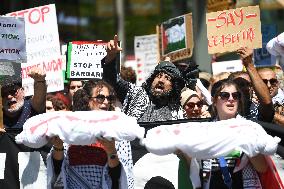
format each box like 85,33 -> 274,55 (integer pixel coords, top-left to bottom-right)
237,47 -> 253,67
27,67 -> 46,81
105,35 -> 122,64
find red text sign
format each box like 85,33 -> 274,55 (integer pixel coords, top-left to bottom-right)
206,5 -> 262,54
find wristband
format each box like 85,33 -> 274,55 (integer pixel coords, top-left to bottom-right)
53,146 -> 64,151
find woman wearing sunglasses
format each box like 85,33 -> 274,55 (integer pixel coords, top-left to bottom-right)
48,79 -> 134,189
197,78 -> 268,189
180,88 -> 211,119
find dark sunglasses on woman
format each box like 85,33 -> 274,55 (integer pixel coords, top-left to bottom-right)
91,94 -> 116,103
219,91 -> 241,101
185,101 -> 203,109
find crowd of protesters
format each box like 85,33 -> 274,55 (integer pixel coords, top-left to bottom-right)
1,31 -> 284,189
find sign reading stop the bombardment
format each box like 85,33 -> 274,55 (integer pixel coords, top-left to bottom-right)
206,5 -> 262,54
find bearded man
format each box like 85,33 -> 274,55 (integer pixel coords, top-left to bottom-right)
102,35 -> 185,122
1,67 -> 47,130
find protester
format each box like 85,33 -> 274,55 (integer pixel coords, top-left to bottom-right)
66,79 -> 84,105
46,94 -> 55,112
200,79 -> 267,188
1,67 -> 46,130
180,88 -> 210,118
102,35 -> 185,122
257,67 -> 284,126
233,47 -> 275,122
102,35 -> 186,188
47,79 -> 134,189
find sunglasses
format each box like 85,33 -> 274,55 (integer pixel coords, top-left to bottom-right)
2,87 -> 21,98
185,101 -> 203,109
91,94 -> 115,103
46,106 -> 54,110
219,91 -> 241,101
262,78 -> 278,86
70,85 -> 83,90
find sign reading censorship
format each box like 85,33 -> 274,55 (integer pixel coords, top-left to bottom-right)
206,6 -> 262,54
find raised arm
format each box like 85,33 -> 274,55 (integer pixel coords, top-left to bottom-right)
237,47 -> 274,122
28,67 -> 47,113
102,35 -> 133,103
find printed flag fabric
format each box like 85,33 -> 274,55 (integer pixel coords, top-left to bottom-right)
15,111 -> 145,148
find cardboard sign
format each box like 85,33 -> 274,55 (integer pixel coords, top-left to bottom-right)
134,34 -> 158,86
0,16 -> 26,62
254,24 -> 277,67
7,4 -> 63,96
206,5 -> 262,54
160,13 -> 193,62
67,41 -> 107,79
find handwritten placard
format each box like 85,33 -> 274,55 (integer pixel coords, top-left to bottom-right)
206,5 -> 262,54
135,34 -> 158,86
67,41 -> 107,79
160,13 -> 193,62
0,16 -> 26,62
21,56 -> 64,95
7,4 -> 63,96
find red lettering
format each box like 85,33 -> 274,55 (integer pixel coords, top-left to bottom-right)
29,8 -> 41,24
15,10 -> 29,18
246,27 -> 255,42
227,13 -> 236,26
216,12 -> 227,29
234,9 -> 244,25
8,6 -> 50,24
41,6 -> 50,23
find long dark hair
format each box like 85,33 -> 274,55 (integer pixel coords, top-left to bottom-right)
72,79 -> 117,111
142,71 -> 184,110
210,78 -> 245,119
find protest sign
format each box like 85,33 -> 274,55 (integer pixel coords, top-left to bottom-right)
67,41 -> 107,79
159,13 -> 193,62
0,16 -> 26,62
7,4 -> 63,95
21,57 -> 64,96
206,5 -> 262,54
212,59 -> 243,75
135,34 -> 158,86
254,24 -> 277,67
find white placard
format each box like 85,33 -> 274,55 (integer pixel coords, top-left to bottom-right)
7,4 -> 63,95
212,59 -> 244,75
67,42 -> 107,79
21,56 -> 64,96
0,16 -> 26,62
134,34 -> 158,86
